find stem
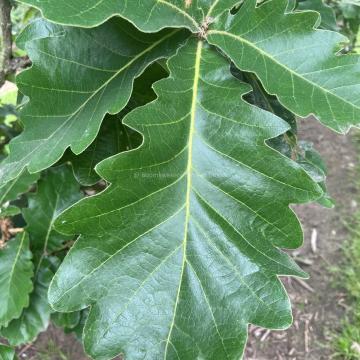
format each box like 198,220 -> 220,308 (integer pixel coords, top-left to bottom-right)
0,0 -> 12,88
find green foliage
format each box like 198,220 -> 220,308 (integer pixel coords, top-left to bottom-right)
0,0 -> 359,358
0,344 -> 16,360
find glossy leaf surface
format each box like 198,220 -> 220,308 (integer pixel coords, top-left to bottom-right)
208,0 -> 360,133
0,18 -> 188,186
49,39 -> 321,360
18,0 -> 239,31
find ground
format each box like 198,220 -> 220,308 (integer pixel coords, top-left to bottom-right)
14,118 -> 359,360
246,118 -> 359,360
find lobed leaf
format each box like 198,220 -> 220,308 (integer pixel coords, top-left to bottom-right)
207,0 -> 360,133
0,18 -> 188,186
1,166 -> 82,345
18,0 -> 240,31
49,39 -> 322,360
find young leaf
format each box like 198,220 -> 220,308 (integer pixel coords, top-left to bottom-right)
207,0 -> 360,133
0,233 -> 33,327
49,39 -> 322,359
17,0 -> 239,31
0,170 -> 39,206
0,18 -> 188,186
0,344 -> 16,360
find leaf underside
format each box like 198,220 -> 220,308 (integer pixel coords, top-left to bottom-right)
49,39 -> 321,360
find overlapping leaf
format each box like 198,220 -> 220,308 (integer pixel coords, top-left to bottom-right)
0,233 -> 33,327
67,60 -> 165,186
49,39 -> 322,359
0,18 -> 188,185
207,0 -> 360,133
0,170 -> 39,206
23,165 -> 82,259
0,166 -> 82,345
297,0 -> 338,30
18,0 -> 239,31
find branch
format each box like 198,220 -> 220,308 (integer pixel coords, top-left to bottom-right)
0,0 -> 12,88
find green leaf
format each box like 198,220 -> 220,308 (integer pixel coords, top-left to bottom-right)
0,233 -> 33,327
0,166 -> 83,345
18,0 -> 239,32
23,165 -> 82,260
49,39 -> 321,359
297,0 -> 338,30
68,62 -> 166,186
0,206 -> 21,218
0,344 -> 16,360
0,18 -> 188,186
69,114 -> 141,186
1,259 -> 54,346
52,310 -> 81,330
207,0 -> 360,133
0,170 -> 39,206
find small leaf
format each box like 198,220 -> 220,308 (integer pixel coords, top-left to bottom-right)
49,39 -> 321,359
0,18 -> 188,186
207,0 -> 360,133
0,233 -> 33,327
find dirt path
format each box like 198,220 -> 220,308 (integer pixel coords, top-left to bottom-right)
246,118 -> 359,360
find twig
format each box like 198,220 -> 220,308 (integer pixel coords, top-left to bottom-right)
0,0 -> 12,88
304,319 -> 310,353
310,228 -> 318,253
293,277 -> 315,293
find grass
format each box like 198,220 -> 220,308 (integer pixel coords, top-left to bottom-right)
331,134 -> 360,360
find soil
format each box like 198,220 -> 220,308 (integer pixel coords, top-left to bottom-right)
246,118 -> 359,360
15,118 -> 360,360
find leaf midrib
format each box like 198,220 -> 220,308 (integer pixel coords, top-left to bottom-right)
163,39 -> 203,359
5,233 -> 28,318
